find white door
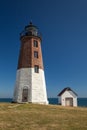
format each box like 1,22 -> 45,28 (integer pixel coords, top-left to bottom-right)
65,98 -> 73,106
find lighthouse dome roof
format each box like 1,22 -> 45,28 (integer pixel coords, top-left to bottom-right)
20,21 -> 42,40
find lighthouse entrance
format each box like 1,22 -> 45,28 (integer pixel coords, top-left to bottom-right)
22,87 -> 28,102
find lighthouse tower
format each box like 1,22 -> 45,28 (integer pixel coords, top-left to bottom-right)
13,22 -> 48,104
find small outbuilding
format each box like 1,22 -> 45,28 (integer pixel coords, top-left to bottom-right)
58,87 -> 78,107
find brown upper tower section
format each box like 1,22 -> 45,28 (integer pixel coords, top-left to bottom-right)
17,22 -> 44,70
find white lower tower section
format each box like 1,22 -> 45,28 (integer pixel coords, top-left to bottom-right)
13,68 -> 48,104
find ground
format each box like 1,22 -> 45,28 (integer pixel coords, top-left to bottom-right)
0,103 -> 87,130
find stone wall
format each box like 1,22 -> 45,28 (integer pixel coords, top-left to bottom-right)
13,68 -> 48,104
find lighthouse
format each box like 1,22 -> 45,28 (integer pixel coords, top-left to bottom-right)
13,22 -> 48,104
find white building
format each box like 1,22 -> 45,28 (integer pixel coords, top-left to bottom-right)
58,87 -> 77,107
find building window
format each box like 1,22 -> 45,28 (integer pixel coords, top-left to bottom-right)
34,40 -> 38,47
34,65 -> 39,73
34,51 -> 38,58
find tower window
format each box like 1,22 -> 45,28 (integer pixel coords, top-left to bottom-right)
34,51 -> 38,58
34,40 -> 38,47
34,65 -> 39,73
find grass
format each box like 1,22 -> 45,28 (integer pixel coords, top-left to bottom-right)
0,103 -> 87,130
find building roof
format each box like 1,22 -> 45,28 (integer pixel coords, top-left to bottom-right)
58,87 -> 78,96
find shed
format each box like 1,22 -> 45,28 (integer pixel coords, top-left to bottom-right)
58,87 -> 77,107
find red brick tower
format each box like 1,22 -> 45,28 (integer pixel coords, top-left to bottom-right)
13,22 -> 48,104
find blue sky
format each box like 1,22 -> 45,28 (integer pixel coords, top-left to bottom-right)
0,0 -> 87,98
